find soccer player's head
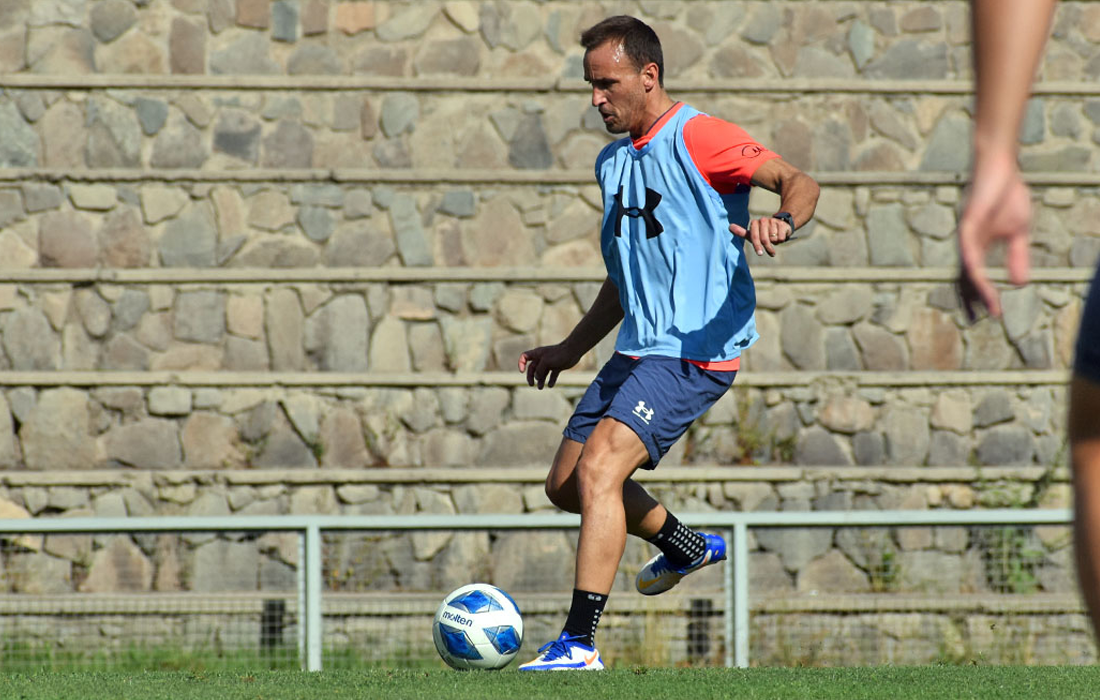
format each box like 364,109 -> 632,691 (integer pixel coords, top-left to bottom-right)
580,15 -> 665,135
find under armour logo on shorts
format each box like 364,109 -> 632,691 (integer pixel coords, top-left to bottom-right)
632,400 -> 655,424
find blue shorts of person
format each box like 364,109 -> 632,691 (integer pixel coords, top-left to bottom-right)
563,353 -> 737,469
1076,261 -> 1100,385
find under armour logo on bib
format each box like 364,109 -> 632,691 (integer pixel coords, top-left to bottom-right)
613,187 -> 664,239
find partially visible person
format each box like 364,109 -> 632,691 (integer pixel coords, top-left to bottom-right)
961,0 -> 1100,647
956,0 -> 1057,321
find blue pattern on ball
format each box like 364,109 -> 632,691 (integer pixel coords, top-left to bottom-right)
450,589 -> 502,614
483,625 -> 521,655
439,624 -> 483,660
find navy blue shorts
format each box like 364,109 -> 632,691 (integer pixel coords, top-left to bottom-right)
563,353 -> 738,469
1076,262 -> 1100,384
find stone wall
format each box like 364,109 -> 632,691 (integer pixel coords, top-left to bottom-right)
0,379 -> 1072,471
3,178 -> 1100,272
0,2 -> 983,79
0,0 -> 1095,666
0,274 -> 1086,374
4,1 -> 1099,84
5,86 -> 1100,178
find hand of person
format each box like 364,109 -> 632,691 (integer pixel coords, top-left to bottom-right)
730,217 -> 794,257
956,148 -> 1032,321
518,342 -> 582,389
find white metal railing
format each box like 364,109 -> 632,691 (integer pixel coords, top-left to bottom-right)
0,509 -> 1075,670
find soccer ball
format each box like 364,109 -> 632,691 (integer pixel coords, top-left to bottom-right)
432,583 -> 524,670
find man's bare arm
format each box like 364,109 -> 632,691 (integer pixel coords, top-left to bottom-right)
731,157 -> 820,257
560,276 -> 624,359
518,277 -> 624,389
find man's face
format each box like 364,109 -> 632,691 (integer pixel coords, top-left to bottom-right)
583,40 -> 648,135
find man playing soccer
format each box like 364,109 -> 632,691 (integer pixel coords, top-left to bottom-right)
957,0 -> 1100,648
516,16 -> 819,670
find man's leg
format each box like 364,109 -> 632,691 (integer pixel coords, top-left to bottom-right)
547,435 -> 712,584
571,417 -> 650,593
1070,375 -> 1100,643
519,418 -> 648,671
545,437 -> 667,538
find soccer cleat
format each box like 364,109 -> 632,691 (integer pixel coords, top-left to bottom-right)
635,532 -> 726,596
517,632 -> 604,671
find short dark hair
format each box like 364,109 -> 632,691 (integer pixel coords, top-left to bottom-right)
580,15 -> 664,87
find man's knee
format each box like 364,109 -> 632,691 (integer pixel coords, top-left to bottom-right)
574,451 -> 626,502
545,475 -> 579,513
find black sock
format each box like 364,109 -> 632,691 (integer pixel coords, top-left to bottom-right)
647,512 -> 706,568
561,588 -> 606,647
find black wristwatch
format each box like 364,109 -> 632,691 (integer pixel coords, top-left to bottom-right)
773,212 -> 796,241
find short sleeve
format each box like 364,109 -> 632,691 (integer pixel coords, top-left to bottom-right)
682,115 -> 781,194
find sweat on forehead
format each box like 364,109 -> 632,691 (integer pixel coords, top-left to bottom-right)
585,39 -> 640,71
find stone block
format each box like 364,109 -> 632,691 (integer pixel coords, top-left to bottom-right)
213,109 -> 261,163
236,0 -> 270,28
261,120 -> 314,168
174,290 -> 226,343
796,549 -> 870,593
23,183 -> 62,213
169,17 -> 205,74
210,32 -> 280,74
68,184 -> 116,211
3,309 -> 61,371
193,540 -> 259,591
756,526 -> 834,573
301,0 -> 328,35
148,387 -> 192,416
272,0 -> 299,42
39,210 -> 97,268
79,536 -> 153,592
318,408 -> 368,468
336,2 -> 375,34
101,418 -> 182,469
99,209 -> 151,268
492,532 -> 574,592
89,0 -> 136,39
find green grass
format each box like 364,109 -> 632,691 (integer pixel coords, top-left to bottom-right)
3,667 -> 1100,700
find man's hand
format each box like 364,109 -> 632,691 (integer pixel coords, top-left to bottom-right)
730,217 -> 794,257
956,149 -> 1032,321
518,343 -> 583,389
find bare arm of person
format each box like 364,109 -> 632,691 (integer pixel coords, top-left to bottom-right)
730,157 -> 820,258
957,0 -> 1058,320
518,277 -> 624,389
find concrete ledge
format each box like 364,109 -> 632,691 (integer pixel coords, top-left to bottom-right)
4,168 -> 1100,188
0,591 -> 1081,616
0,465 -> 1067,489
0,267 -> 1091,285
0,74 -> 1096,97
0,370 -> 1071,388
753,593 -> 1084,615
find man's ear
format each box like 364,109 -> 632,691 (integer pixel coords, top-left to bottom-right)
641,62 -> 660,91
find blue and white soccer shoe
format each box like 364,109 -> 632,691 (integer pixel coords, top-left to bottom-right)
517,632 -> 604,671
635,533 -> 727,596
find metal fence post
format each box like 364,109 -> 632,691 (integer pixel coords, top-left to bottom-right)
723,527 -> 734,668
732,521 -> 749,668
297,528 -> 306,670
304,524 -> 323,672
